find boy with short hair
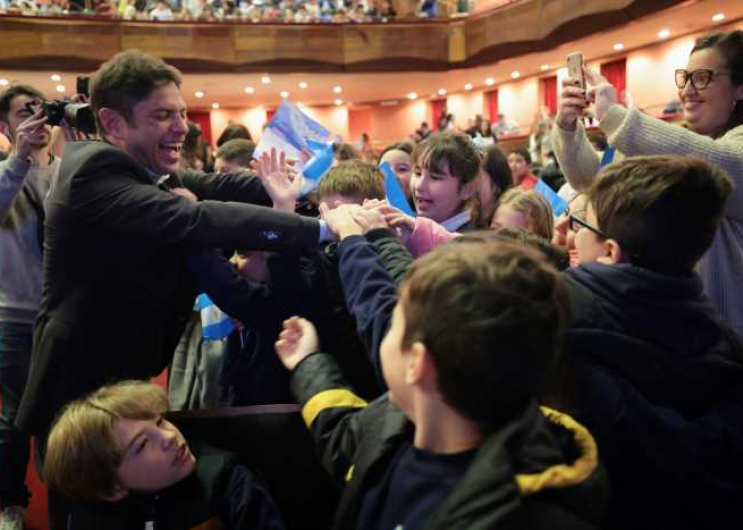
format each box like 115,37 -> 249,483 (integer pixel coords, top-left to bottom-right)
275,240 -> 608,529
191,159 -> 386,404
214,138 -> 256,173
508,146 -> 538,190
43,380 -> 284,529
560,155 -> 743,529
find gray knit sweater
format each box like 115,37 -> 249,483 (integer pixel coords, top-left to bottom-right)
552,105 -> 743,338
0,153 -> 59,324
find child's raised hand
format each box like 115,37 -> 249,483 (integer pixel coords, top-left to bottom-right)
352,207 -> 388,234
370,202 -> 415,243
275,316 -> 319,371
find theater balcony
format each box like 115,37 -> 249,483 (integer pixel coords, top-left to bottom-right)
0,0 -> 684,74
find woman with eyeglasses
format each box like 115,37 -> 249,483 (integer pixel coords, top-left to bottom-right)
551,30 -> 743,338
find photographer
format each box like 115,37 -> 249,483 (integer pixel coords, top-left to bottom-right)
0,84 -> 83,530
14,51 -> 324,528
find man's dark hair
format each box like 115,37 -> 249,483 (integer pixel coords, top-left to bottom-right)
589,155 -> 733,275
412,133 -> 481,186
215,138 -> 255,168
318,159 -> 385,202
216,123 -> 252,147
0,84 -> 45,123
90,50 -> 182,134
400,240 -> 569,427
509,146 -> 532,165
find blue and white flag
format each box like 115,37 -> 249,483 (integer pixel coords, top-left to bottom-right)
300,139 -> 336,196
534,179 -> 568,217
254,101 -> 334,197
197,294 -> 234,341
380,162 -> 416,217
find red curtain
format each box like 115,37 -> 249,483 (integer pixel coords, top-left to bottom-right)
486,90 -> 499,123
431,99 -> 446,131
601,58 -> 627,102
541,76 -> 558,116
188,111 -> 212,147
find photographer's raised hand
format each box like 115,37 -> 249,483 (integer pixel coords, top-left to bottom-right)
13,108 -> 49,161
585,68 -> 618,121
556,77 -> 588,132
59,119 -> 86,143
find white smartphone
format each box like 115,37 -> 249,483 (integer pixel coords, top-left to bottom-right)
566,52 -> 585,90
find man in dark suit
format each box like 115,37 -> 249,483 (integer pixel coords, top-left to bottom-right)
15,50 -> 323,450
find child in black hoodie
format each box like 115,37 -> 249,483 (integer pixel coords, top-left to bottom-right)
558,155 -> 743,530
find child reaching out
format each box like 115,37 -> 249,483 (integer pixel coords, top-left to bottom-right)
275,240 -> 608,530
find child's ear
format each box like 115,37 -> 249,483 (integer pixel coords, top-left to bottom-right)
597,238 -> 627,265
405,342 -> 438,387
458,181 -> 476,201
0,120 -> 9,139
405,342 -> 427,385
102,483 -> 129,502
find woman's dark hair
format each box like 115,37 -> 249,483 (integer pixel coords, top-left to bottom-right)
180,121 -> 203,169
472,145 -> 513,227
483,145 -> 513,199
183,121 -> 202,153
378,141 -> 414,163
216,123 -> 252,147
691,31 -> 743,134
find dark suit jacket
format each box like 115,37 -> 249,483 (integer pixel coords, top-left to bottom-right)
16,140 -> 319,436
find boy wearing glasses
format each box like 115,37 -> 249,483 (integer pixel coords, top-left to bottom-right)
556,155 -> 743,530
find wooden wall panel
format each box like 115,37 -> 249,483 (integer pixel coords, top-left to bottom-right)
0,0 -> 684,73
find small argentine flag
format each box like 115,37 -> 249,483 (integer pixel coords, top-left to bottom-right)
197,294 -> 235,341
534,179 -> 568,217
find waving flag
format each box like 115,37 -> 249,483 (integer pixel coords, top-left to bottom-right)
380,162 -> 416,217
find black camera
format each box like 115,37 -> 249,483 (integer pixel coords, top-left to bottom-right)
40,100 -> 97,135
25,98 -> 97,135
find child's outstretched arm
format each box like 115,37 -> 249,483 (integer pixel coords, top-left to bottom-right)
321,204 -> 398,389
276,317 -> 373,484
187,249 -> 303,326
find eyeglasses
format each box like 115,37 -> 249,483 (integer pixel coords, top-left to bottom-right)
674,69 -> 730,90
569,213 -> 609,239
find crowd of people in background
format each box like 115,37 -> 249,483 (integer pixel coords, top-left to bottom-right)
0,0 -> 472,22
0,26 -> 742,530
